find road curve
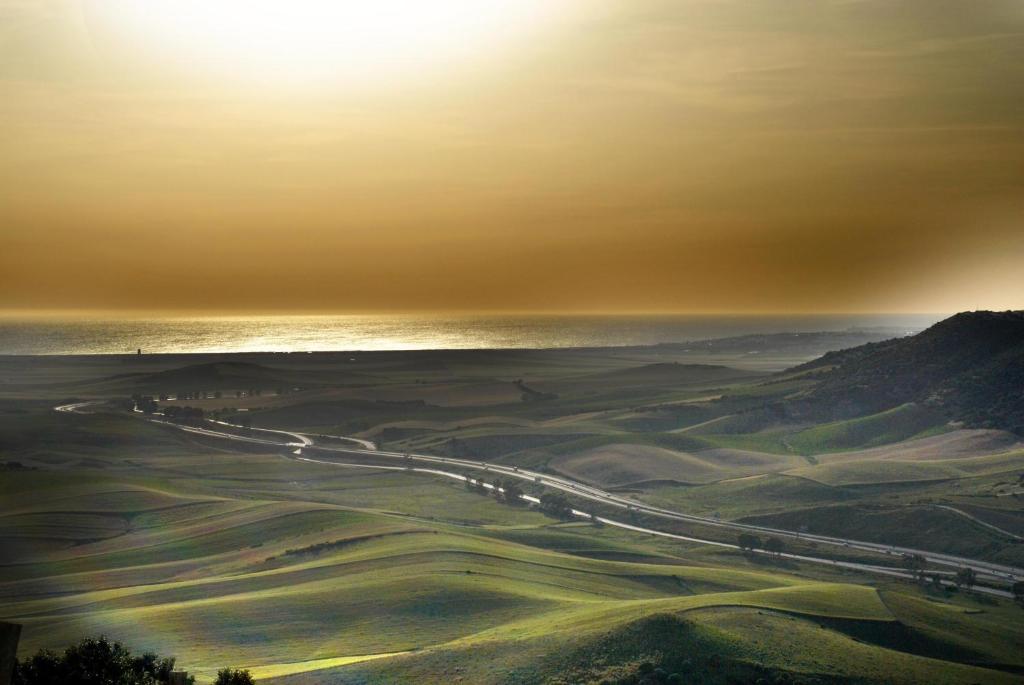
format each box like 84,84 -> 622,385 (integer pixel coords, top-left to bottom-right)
54,401 -> 100,414
286,451 -> 1011,598
300,442 -> 1024,584
933,505 -> 1024,542
54,401 -> 1022,594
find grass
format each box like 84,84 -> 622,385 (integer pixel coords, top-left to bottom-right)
739,503 -> 1021,562
786,449 -> 1024,485
6,459 -> 945,685
3,495 -> 837,682
542,431 -> 711,456
639,473 -> 851,519
244,651 -> 405,680
4,349 -> 1024,684
688,404 -> 952,457
692,607 -> 1020,685
327,584 -> 1022,685
3,463 -> 833,677
878,589 -> 1024,669
452,583 -> 894,644
549,442 -> 803,486
784,403 -> 950,454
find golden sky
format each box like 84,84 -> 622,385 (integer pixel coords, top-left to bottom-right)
1,0 -> 1022,314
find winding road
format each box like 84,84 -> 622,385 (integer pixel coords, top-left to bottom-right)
55,401 -> 1023,597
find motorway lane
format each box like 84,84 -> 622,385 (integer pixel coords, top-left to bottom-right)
307,442 -> 1024,584
285,450 -> 1012,598
142,406 -> 1024,583
54,402 -> 1022,592
54,401 -> 100,413
208,418 -> 312,446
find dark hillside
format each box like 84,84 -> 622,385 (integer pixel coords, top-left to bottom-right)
84,361 -> 375,393
786,311 -> 1024,432
588,362 -> 758,385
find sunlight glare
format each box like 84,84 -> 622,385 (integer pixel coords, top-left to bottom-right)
90,0 -> 567,86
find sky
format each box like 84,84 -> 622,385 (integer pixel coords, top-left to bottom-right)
1,0 -> 1022,315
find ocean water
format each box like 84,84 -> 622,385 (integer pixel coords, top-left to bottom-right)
0,313 -> 940,355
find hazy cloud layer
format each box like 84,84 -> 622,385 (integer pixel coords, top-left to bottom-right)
1,0 -> 1022,313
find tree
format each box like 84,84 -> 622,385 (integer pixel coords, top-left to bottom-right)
134,396 -> 158,414
214,668 -> 255,685
738,533 -> 761,552
901,553 -> 927,582
955,567 -> 976,591
764,536 -> 785,559
539,492 -> 574,520
14,650 -> 63,685
162,405 -> 204,424
14,636 -> 194,685
496,479 -> 523,505
465,476 -> 488,495
133,653 -> 179,684
1012,580 -> 1024,607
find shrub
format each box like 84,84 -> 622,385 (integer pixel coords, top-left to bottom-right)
215,668 -> 255,685
14,636 -> 193,685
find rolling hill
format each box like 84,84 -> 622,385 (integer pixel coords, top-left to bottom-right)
787,311 -> 1024,433
5,330 -> 1024,683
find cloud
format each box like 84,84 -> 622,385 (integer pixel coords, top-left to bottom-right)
1,0 -> 1022,313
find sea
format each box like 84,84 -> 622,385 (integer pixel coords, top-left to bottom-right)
0,313 -> 942,355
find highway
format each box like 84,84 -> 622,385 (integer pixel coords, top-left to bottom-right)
54,401 -> 100,414
286,450 -> 1010,597
300,441 -> 1023,586
55,401 -> 1021,597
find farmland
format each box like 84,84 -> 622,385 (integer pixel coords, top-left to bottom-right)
2,322 -> 1023,683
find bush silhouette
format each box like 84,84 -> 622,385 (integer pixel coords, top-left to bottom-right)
215,668 -> 255,685
14,636 -> 193,685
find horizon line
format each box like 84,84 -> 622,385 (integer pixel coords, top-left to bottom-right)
0,308 -> 959,320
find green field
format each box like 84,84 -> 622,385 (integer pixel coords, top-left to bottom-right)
2,346 -> 1023,683
6,465 -> 1021,684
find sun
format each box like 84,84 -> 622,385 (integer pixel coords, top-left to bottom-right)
87,0 -> 569,87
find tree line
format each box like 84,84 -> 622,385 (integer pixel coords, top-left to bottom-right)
13,636 -> 254,685
737,533 -> 785,558
463,475 -> 579,521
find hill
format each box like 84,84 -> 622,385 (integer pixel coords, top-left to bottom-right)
7,469 -> 941,684
593,363 -> 755,382
787,311 -> 1024,433
80,360 -> 376,395
5,354 -> 1024,683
